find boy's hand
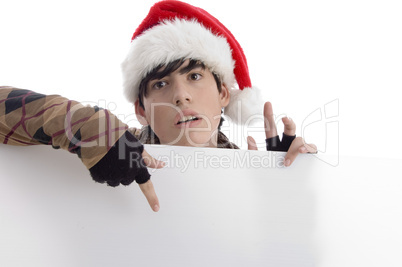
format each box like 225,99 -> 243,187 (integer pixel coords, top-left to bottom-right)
139,149 -> 165,212
247,102 -> 317,166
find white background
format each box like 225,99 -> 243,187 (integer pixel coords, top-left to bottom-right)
1,0 -> 401,159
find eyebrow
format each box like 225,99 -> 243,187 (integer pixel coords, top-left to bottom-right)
150,60 -> 206,82
178,62 -> 206,75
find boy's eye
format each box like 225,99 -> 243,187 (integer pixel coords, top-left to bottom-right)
189,73 -> 202,81
152,81 -> 167,90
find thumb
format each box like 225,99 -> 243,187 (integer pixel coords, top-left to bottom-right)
142,149 -> 165,169
247,136 -> 258,150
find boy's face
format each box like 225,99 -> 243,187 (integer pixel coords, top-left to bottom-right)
135,59 -> 230,147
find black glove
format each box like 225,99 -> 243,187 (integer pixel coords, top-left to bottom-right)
266,133 -> 296,152
89,130 -> 151,186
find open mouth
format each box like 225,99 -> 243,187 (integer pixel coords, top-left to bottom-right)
176,115 -> 200,125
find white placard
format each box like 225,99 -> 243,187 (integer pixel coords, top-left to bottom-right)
0,144 -> 401,267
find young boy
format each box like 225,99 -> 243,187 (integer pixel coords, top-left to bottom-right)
0,1 -> 316,212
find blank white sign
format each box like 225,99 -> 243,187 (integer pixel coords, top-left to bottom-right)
0,144 -> 401,267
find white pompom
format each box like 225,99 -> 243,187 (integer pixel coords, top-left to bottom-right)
224,87 -> 264,125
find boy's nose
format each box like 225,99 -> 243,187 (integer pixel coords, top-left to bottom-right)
172,81 -> 192,105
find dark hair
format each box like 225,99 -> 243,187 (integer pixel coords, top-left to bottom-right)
138,58 -> 222,109
137,58 -> 237,148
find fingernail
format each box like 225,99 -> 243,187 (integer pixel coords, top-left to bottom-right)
284,159 -> 291,167
154,204 -> 160,212
300,147 -> 307,152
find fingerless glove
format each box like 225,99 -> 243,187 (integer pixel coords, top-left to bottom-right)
89,130 -> 151,186
266,133 -> 296,152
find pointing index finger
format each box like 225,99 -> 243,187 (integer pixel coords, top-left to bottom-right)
142,149 -> 165,169
139,180 -> 160,212
264,102 -> 278,139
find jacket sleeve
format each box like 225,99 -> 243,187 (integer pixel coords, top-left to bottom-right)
0,86 -> 150,186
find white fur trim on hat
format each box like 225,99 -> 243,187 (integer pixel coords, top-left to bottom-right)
121,18 -> 235,104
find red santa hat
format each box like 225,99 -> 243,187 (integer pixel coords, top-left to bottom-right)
122,0 -> 263,125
